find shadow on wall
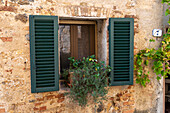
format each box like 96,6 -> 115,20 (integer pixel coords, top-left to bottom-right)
134,108 -> 156,113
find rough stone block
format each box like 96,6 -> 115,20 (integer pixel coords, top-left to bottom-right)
34,102 -> 42,106
15,14 -> 28,23
123,109 -> 135,113
39,106 -> 46,111
122,97 -> 129,101
33,107 -> 38,111
56,93 -> 64,99
57,98 -> 64,103
46,95 -> 56,100
123,106 -> 129,110
125,15 -> 135,18
0,6 -> 17,12
80,2 -> 88,6
18,1 -> 30,5
0,108 -> 5,113
123,93 -> 133,98
36,97 -> 44,101
0,37 -> 13,42
123,101 -> 135,106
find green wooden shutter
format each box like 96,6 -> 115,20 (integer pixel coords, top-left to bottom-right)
109,18 -> 134,86
29,15 -> 59,93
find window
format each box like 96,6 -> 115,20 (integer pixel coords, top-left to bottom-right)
29,16 -> 97,93
59,21 -> 96,70
59,20 -> 97,88
29,15 -> 134,93
109,18 -> 134,86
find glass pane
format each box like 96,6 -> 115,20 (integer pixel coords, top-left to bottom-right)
59,25 -> 71,74
77,25 -> 95,60
78,25 -> 89,59
59,24 -> 95,73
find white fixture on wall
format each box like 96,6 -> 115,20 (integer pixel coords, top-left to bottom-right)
152,29 -> 162,37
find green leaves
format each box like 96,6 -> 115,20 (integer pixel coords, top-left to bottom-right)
144,60 -> 149,66
144,53 -> 150,57
136,74 -> 150,87
157,76 -> 161,80
162,0 -> 170,4
165,9 -> 170,16
136,57 -> 142,65
162,0 -> 170,19
67,55 -> 111,107
161,70 -> 165,76
135,16 -> 170,86
149,39 -> 155,42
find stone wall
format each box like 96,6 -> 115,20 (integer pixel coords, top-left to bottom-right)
0,0 -> 164,113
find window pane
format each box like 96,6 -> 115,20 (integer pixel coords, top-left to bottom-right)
78,25 -> 95,60
59,25 -> 71,74
59,24 -> 95,72
78,25 -> 89,59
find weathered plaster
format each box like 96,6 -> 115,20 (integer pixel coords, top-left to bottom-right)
0,0 -> 165,112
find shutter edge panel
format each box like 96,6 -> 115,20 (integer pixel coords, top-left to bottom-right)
109,18 -> 134,86
130,18 -> 134,86
54,16 -> 59,92
30,15 -> 59,93
30,15 -> 36,93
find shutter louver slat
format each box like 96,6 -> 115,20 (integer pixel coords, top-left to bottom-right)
36,64 -> 54,66
35,26 -> 54,29
36,83 -> 55,87
114,27 -> 130,30
35,46 -> 54,48
114,73 -> 129,75
114,59 -> 130,61
36,71 -> 55,74
36,77 -> 55,80
35,55 -> 54,57
36,61 -> 54,64
36,80 -> 55,84
109,18 -> 134,86
114,64 -> 129,66
114,70 -> 129,72
35,49 -> 54,51
35,29 -> 54,32
30,15 -> 59,93
36,74 -> 55,77
36,68 -> 54,71
36,52 -> 54,54
35,23 -> 54,25
35,36 -> 54,38
114,78 -> 129,81
114,36 -> 130,38
114,39 -> 130,41
114,67 -> 129,69
35,42 -> 54,45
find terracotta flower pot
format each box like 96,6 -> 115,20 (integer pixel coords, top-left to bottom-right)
68,72 -> 74,85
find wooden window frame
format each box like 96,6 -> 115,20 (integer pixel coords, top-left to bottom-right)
59,20 -> 98,59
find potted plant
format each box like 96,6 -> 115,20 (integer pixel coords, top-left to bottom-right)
66,55 -> 111,107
